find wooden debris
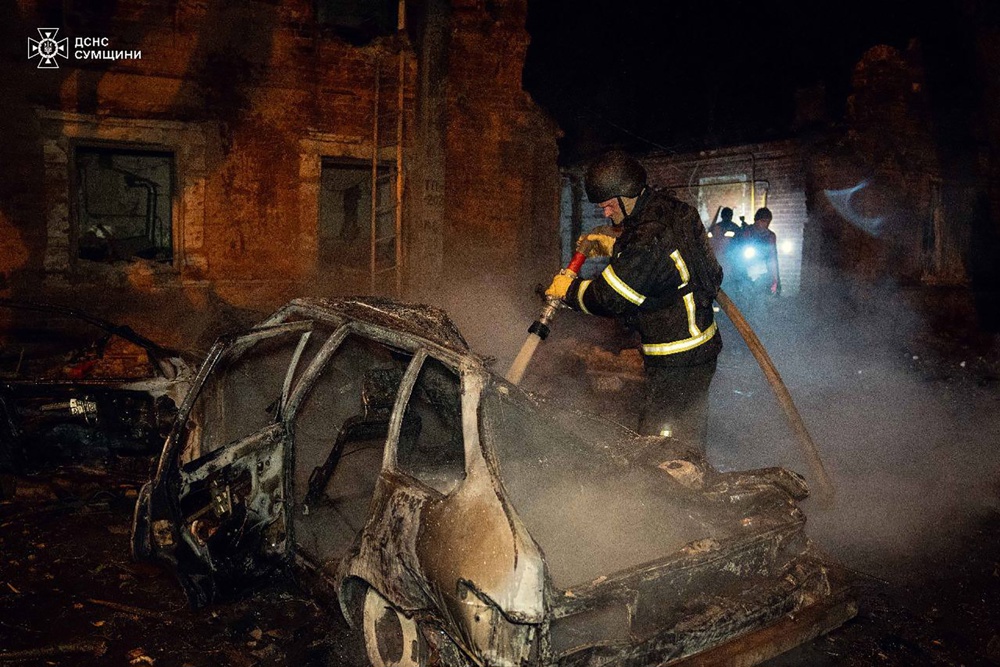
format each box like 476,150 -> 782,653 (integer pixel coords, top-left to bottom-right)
86,598 -> 167,621
0,640 -> 107,662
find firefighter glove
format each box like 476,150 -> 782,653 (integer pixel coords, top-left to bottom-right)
545,272 -> 574,301
575,230 -> 617,258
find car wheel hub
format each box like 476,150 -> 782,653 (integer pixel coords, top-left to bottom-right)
363,587 -> 422,667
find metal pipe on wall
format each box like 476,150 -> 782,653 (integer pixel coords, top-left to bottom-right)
370,60 -> 381,294
395,0 -> 406,296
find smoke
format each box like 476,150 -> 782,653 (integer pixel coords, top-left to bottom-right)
429,250 -> 1000,588
706,277 -> 1000,584
433,273 -> 553,374
464,268 -> 1000,580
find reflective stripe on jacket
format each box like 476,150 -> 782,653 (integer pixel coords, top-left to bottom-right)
567,189 -> 723,367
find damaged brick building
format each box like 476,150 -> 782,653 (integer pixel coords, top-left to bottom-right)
0,0 -> 561,349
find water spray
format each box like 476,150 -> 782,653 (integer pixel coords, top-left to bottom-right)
505,252 -> 587,385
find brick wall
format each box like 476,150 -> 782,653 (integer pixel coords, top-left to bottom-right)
442,0 -> 561,289
643,140 -> 808,295
806,43 -> 970,290
0,0 -> 561,349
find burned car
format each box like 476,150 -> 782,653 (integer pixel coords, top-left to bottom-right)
0,299 -> 192,494
133,297 -> 855,666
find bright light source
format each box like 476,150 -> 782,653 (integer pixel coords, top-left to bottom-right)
743,246 -> 757,260
781,240 -> 795,255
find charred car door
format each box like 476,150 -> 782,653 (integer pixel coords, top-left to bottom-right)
332,348 -> 469,605
286,326 -> 468,612
139,321 -> 315,605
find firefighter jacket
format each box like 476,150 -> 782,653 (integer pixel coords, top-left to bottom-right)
565,189 -> 723,367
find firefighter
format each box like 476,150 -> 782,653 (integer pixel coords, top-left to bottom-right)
708,207 -> 745,293
740,207 -> 781,300
710,206 -> 742,238
546,150 -> 723,450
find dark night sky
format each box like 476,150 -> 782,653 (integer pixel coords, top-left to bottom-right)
523,0 -> 979,163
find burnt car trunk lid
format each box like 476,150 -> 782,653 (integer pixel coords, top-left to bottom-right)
547,520 -> 833,661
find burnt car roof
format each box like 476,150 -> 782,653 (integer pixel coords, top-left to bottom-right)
0,298 -> 181,363
269,297 -> 471,355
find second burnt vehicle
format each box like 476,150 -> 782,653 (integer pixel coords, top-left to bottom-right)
133,297 -> 855,667
0,300 -> 192,496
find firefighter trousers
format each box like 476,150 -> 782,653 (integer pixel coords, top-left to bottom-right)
638,358 -> 718,451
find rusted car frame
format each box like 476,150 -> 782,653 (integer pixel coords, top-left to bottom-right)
133,297 -> 854,666
0,299 -> 192,496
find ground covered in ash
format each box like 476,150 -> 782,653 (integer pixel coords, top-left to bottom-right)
2,284 -> 1000,666
0,468 -> 367,666
4,464 -> 999,666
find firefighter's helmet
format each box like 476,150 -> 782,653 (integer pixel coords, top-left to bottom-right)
754,207 -> 773,222
584,151 -> 647,203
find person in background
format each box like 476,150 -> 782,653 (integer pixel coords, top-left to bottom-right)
739,207 -> 781,300
708,207 -> 743,293
710,206 -> 741,239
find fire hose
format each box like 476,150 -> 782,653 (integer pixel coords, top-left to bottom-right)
506,253 -> 835,503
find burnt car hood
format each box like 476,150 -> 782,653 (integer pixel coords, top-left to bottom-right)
0,300 -> 194,473
0,298 -> 191,389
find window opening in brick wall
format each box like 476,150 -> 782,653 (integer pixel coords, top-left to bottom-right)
74,147 -> 173,264
316,0 -> 399,43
